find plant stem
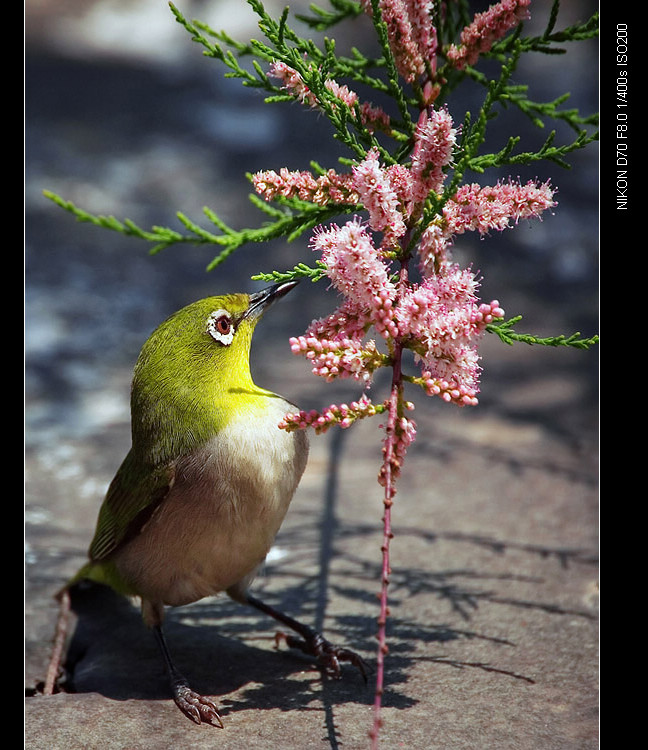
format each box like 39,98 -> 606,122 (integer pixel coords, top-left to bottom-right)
371,260 -> 408,748
44,588 -> 71,695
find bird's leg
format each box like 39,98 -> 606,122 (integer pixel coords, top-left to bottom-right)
245,593 -> 367,682
152,625 -> 224,728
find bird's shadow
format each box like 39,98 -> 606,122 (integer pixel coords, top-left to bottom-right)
59,580 -> 391,719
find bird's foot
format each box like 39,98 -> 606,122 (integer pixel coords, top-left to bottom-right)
173,682 -> 223,728
243,594 -> 367,683
275,630 -> 367,682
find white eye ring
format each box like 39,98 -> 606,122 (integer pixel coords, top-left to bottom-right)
207,309 -> 234,346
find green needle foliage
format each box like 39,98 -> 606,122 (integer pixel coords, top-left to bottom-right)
487,317 -> 599,350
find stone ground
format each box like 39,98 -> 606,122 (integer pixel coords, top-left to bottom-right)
25,1 -> 599,748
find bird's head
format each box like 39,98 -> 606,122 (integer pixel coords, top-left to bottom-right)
130,281 -> 298,459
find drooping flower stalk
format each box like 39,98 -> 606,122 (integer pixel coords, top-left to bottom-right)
361,0 -> 438,83
269,61 -> 392,133
370,337 -> 404,748
279,393 -> 386,432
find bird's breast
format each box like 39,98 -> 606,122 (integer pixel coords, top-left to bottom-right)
114,395 -> 309,607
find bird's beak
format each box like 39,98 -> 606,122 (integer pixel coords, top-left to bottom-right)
243,281 -> 299,322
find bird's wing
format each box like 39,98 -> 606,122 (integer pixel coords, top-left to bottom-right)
88,449 -> 176,562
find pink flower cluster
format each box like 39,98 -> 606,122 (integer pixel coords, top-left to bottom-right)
261,107 -> 554,412
352,150 -> 408,244
258,4 -> 554,422
358,1 -> 530,82
395,268 -> 505,401
418,179 -> 556,273
446,0 -> 532,69
253,108 -> 457,249
449,179 -> 556,233
269,61 -> 391,133
312,218 -> 397,327
289,332 -> 385,383
292,226 -> 505,405
270,1 -> 532,122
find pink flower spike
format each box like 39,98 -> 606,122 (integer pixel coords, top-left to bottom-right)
252,167 -> 359,206
352,149 -> 408,244
378,413 -> 417,488
419,371 -> 480,407
324,80 -> 391,133
310,218 -> 398,337
410,107 -> 458,203
269,61 -> 391,133
269,61 -> 316,105
447,0 -> 532,70
417,222 -> 452,276
394,263 -> 503,400
290,329 -> 385,383
279,394 -> 382,434
417,178 -> 555,277
443,179 -> 557,237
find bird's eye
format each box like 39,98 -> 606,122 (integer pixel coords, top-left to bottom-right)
207,309 -> 234,346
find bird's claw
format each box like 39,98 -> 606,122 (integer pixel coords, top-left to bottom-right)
274,630 -> 367,682
173,683 -> 223,728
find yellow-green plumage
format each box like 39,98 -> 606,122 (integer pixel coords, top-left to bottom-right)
76,286 -> 309,599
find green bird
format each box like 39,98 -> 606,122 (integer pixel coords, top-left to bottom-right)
55,281 -> 364,727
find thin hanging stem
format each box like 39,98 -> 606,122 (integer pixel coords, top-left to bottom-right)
371,363 -> 401,747
44,588 -> 71,695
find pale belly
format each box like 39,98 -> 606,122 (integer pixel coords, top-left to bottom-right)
114,399 -> 308,607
